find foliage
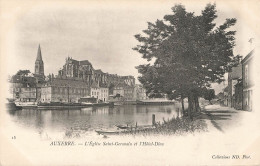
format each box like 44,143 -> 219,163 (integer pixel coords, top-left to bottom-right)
147,91 -> 164,98
10,70 -> 34,84
203,88 -> 215,102
15,70 -> 31,76
133,4 -> 240,115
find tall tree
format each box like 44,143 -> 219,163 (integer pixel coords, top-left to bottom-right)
133,4 -> 240,118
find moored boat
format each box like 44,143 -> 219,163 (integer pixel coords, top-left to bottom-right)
113,102 -> 123,106
116,125 -> 129,129
116,124 -> 156,130
15,101 -> 37,108
96,124 -> 157,135
95,130 -> 120,135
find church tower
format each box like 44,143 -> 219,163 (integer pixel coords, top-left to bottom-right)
35,44 -> 44,77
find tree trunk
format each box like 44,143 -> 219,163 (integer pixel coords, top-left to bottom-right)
187,95 -> 192,119
181,94 -> 185,112
187,91 -> 201,119
195,95 -> 201,112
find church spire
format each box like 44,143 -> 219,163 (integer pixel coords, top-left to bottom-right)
36,44 -> 43,61
35,44 -> 44,77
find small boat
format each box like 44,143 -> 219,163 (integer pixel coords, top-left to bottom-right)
116,125 -> 129,130
15,101 -> 37,108
81,102 -> 94,106
116,124 -> 155,130
95,130 -> 120,135
114,102 -> 123,106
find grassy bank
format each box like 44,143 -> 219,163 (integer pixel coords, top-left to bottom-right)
63,111 -> 209,138
123,112 -> 208,136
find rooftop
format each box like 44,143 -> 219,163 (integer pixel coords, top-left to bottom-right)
241,49 -> 254,64
94,69 -> 104,74
115,82 -> 133,88
79,60 -> 92,66
47,78 -> 88,88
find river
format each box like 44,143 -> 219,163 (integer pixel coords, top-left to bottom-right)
7,104 -> 181,139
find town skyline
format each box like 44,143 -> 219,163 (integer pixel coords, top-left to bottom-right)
3,1 -> 258,97
5,1 -> 257,79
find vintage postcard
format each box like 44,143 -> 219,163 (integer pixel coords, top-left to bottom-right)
0,0 -> 259,165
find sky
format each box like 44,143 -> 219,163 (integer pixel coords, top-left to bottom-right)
3,0 -> 259,94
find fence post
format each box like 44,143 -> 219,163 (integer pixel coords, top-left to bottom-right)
152,114 -> 155,126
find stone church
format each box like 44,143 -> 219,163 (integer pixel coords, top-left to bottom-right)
34,44 -> 45,84
57,57 -> 135,88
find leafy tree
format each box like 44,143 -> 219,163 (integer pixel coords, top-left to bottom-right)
15,70 -> 31,76
133,4 -> 240,118
203,88 -> 215,104
10,70 -> 31,83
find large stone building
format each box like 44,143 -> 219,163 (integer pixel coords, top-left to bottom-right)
41,77 -> 89,103
227,64 -> 243,109
57,57 -> 135,90
134,84 -> 147,100
20,87 -> 37,102
242,50 -> 254,111
113,82 -> 135,101
58,57 -> 94,84
90,81 -> 109,102
9,75 -> 37,102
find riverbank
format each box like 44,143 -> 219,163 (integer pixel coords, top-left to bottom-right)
120,104 -> 254,136
118,112 -> 208,136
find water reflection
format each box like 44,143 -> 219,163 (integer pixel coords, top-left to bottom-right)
7,104 -> 179,138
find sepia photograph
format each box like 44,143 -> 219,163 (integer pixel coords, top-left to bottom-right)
0,0 -> 259,165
